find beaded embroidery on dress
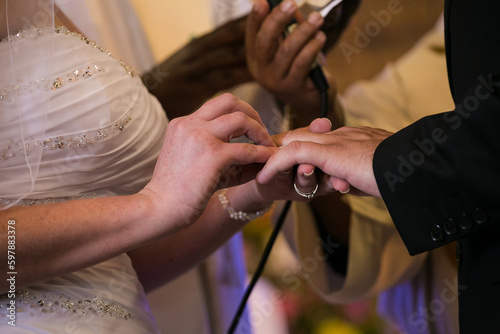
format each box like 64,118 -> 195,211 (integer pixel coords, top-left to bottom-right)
0,8 -> 167,333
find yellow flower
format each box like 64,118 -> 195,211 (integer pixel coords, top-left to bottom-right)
315,318 -> 363,334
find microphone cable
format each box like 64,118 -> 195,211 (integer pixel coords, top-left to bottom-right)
227,56 -> 329,334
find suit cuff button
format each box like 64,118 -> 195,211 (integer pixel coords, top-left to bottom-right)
472,208 -> 487,225
430,224 -> 444,242
458,213 -> 473,231
443,218 -> 458,236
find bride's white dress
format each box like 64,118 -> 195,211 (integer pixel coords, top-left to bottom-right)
0,28 -> 167,333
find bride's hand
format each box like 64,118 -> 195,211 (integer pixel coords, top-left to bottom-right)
140,93 -> 278,230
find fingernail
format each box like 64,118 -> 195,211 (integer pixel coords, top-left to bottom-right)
307,11 -> 323,25
340,187 -> 350,194
280,0 -> 296,14
253,0 -> 265,14
324,117 -> 332,128
315,31 -> 326,43
304,168 -> 315,177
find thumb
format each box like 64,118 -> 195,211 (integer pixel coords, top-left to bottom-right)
309,118 -> 332,133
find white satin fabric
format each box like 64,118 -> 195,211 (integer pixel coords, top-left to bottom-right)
55,2 -> 287,333
0,28 -> 166,333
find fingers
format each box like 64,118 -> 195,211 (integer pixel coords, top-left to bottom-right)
216,143 -> 277,190
258,141 -> 324,184
245,0 -> 270,53
281,128 -> 331,146
247,0 -> 325,78
280,13 -> 325,82
271,118 -> 331,146
267,8 -> 325,82
279,124 -> 381,146
209,111 -> 275,148
330,176 -> 351,194
259,127 -> 387,197
257,140 -> 346,198
247,0 -> 294,66
223,143 -> 279,166
309,117 -> 332,133
293,118 -> 333,196
294,164 -> 318,198
195,93 -> 266,127
293,116 -> 331,191
289,31 -> 326,82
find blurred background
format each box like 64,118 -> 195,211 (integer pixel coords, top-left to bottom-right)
129,0 -> 444,333
130,0 -> 444,93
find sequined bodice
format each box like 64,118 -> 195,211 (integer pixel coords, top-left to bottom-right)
0,27 -> 167,204
0,28 -> 166,333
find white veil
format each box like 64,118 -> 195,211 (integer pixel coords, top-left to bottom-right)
0,0 -> 55,209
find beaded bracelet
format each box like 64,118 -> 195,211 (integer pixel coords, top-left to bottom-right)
218,189 -> 272,222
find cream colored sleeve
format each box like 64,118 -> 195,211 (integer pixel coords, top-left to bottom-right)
284,14 -> 452,304
286,198 -> 427,304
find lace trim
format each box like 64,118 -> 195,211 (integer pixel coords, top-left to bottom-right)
54,26 -> 136,77
1,26 -> 136,103
1,26 -> 136,74
1,111 -> 132,162
0,290 -> 132,320
1,26 -> 136,162
0,63 -> 106,103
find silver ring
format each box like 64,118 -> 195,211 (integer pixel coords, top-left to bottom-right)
294,183 -> 319,199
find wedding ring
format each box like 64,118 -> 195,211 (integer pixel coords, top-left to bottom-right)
294,183 -> 319,199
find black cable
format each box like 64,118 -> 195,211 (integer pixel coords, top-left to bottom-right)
226,78 -> 329,334
226,200 -> 292,334
309,65 -> 330,118
227,1 -> 330,332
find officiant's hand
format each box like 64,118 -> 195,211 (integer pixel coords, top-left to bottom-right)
144,16 -> 252,119
246,0 -> 344,129
246,0 -> 329,116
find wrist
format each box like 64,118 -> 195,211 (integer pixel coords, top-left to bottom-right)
136,188 -> 187,235
218,189 -> 271,222
218,183 -> 273,222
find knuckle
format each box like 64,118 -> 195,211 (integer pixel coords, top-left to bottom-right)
233,110 -> 247,120
282,130 -> 298,145
295,56 -> 311,72
220,92 -> 239,105
278,42 -> 293,57
287,140 -> 303,153
227,111 -> 248,127
208,92 -> 238,108
167,117 -> 187,133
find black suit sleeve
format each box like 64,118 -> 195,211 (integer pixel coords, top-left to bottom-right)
373,76 -> 500,255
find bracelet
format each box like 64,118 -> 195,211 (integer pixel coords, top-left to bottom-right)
218,189 -> 272,222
